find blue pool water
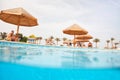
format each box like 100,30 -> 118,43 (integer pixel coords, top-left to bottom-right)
0,41 -> 120,80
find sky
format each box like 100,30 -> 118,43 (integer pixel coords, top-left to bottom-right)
0,0 -> 120,47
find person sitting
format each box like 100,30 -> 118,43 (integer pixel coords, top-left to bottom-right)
11,35 -> 16,41
6,30 -> 14,41
83,44 -> 86,48
88,42 -> 92,48
14,33 -> 19,41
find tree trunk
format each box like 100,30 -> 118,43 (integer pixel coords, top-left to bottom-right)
111,41 -> 113,48
96,42 -> 97,48
107,43 -> 109,48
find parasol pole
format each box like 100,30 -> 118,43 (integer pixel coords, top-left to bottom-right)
73,34 -> 75,47
17,25 -> 19,34
17,15 -> 20,34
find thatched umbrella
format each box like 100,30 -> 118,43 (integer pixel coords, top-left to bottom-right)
0,7 -> 38,34
63,24 -> 88,46
75,34 -> 93,39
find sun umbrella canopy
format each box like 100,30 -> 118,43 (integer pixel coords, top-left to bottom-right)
0,7 -> 38,33
75,34 -> 93,39
63,24 -> 88,35
63,24 -> 88,47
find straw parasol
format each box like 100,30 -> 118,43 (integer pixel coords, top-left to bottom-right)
0,7 -> 38,34
63,24 -> 88,46
75,34 -> 93,39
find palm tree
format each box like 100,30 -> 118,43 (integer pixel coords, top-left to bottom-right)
45,38 -> 48,45
106,40 -> 110,48
93,38 -> 100,48
37,36 -> 42,44
63,37 -> 67,41
49,36 -> 54,45
50,36 -> 54,40
111,37 -> 115,48
114,42 -> 119,49
39,37 -> 42,44
0,32 -> 2,40
55,38 -> 60,45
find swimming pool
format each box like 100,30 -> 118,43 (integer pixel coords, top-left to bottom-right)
0,41 -> 120,80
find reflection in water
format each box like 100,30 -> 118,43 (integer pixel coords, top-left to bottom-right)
61,49 -> 120,68
93,57 -> 99,62
61,50 -> 91,68
0,46 -> 27,63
